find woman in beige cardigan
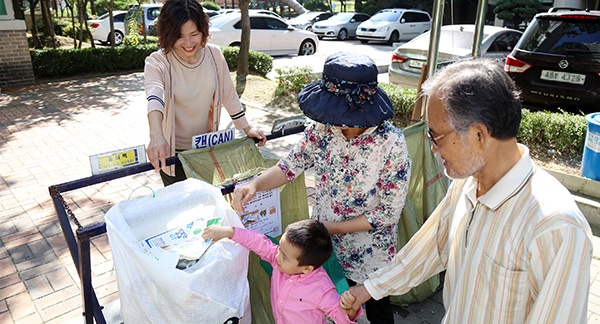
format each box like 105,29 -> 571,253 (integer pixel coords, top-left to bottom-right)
144,0 -> 266,186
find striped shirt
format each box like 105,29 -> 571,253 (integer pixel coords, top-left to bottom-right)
364,145 -> 593,323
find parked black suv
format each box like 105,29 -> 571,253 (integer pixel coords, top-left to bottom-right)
504,9 -> 600,114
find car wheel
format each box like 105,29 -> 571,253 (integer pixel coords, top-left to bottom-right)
306,26 -> 313,32
229,42 -> 241,47
337,29 -> 348,41
298,39 -> 316,55
388,31 -> 399,45
113,31 -> 124,45
359,39 -> 369,44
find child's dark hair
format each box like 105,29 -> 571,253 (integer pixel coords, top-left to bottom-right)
284,219 -> 332,268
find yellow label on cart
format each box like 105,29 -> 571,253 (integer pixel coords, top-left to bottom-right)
90,145 -> 147,175
98,150 -> 138,171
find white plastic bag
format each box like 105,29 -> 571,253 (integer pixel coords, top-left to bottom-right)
105,178 -> 250,324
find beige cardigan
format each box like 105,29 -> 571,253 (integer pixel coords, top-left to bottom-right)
144,44 -> 250,175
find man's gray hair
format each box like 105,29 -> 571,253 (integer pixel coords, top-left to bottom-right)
421,58 -> 522,140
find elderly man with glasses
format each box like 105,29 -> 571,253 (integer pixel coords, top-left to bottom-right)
341,58 -> 593,323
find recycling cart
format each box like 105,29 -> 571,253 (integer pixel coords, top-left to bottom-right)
48,119 -> 446,324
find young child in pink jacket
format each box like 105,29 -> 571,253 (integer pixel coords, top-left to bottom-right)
203,219 -> 362,324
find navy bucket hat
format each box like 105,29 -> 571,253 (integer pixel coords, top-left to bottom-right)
297,52 -> 394,128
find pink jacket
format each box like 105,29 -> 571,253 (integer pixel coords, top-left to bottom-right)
232,228 -> 363,324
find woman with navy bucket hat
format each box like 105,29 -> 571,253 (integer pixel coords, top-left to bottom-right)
232,52 -> 411,323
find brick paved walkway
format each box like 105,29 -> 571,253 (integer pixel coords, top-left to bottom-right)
0,72 -> 599,323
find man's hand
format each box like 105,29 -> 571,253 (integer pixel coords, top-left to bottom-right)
202,225 -> 234,241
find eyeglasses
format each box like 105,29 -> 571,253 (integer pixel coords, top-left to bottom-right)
426,128 -> 453,148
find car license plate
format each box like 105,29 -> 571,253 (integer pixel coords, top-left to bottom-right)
408,60 -> 424,69
540,70 -> 585,85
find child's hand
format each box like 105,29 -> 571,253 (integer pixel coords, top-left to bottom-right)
202,225 -> 235,241
340,290 -> 356,310
340,290 -> 361,319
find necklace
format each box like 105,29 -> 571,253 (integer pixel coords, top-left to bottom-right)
173,48 -> 205,69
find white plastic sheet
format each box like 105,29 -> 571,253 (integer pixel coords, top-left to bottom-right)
105,178 -> 250,324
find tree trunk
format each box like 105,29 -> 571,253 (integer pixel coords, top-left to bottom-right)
12,0 -> 24,19
64,0 -> 78,48
51,0 -> 57,16
40,0 -> 56,48
79,0 -> 96,48
107,0 -> 115,46
29,0 -> 43,49
236,0 -> 250,97
77,0 -> 88,49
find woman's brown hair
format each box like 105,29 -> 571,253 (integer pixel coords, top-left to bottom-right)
156,0 -> 209,53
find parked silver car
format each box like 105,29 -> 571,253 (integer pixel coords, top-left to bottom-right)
357,8 -> 431,44
311,12 -> 370,40
388,24 -> 522,88
287,11 -> 334,31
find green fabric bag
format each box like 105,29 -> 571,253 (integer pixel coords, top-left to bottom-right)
390,121 -> 448,305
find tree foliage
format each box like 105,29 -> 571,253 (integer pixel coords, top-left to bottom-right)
304,0 -> 330,11
494,0 -> 542,29
200,1 -> 221,10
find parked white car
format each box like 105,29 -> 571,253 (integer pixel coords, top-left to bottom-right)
388,24 -> 523,88
88,10 -> 127,45
311,12 -> 370,40
217,9 -> 283,19
209,12 -> 318,56
357,8 -> 431,44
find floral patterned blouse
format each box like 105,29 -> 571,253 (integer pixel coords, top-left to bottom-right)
278,121 -> 411,283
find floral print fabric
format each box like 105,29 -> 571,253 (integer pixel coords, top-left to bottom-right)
278,121 -> 411,282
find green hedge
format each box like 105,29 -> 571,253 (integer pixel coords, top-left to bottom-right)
221,46 -> 273,77
30,44 -> 157,78
519,109 -> 587,156
378,83 -> 418,128
30,45 -> 273,79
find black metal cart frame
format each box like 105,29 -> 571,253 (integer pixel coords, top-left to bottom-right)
48,122 -> 305,324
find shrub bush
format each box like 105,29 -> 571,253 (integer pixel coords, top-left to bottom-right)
123,35 -> 159,46
378,83 -> 417,128
30,44 -> 157,78
30,44 -> 273,78
519,109 -> 587,156
274,66 -> 317,96
221,46 -> 273,77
